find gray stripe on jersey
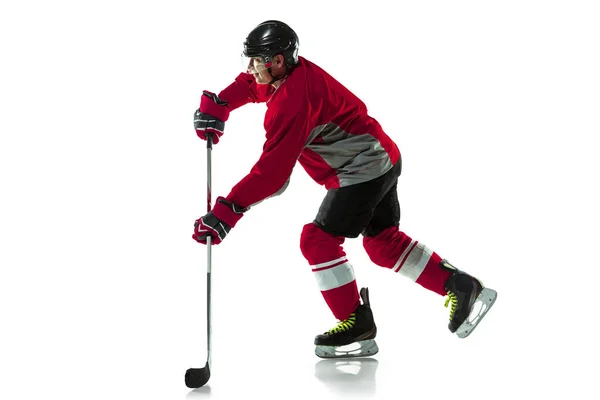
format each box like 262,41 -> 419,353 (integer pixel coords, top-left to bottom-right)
307,123 -> 393,186
245,177 -> 290,210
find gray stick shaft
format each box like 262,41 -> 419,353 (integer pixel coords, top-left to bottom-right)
206,134 -> 213,366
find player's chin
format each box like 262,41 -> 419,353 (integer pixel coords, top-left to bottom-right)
254,74 -> 267,85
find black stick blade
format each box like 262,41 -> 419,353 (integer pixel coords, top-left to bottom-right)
185,362 -> 210,388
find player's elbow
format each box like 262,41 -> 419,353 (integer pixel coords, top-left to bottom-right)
270,177 -> 290,198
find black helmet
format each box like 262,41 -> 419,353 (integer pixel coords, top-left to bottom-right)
243,20 -> 299,66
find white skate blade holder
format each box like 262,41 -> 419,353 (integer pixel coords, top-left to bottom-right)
455,287 -> 498,338
315,339 -> 379,359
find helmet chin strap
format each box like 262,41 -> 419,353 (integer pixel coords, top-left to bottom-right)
263,57 -> 295,85
267,67 -> 285,85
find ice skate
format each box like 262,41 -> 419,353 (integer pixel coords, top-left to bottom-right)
314,287 -> 379,359
441,259 -> 497,338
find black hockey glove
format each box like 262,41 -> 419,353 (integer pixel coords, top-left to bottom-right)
192,197 -> 246,245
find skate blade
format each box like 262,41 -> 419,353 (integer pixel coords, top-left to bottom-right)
315,339 -> 379,359
456,288 -> 497,338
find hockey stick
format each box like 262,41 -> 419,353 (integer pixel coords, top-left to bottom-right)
185,132 -> 213,388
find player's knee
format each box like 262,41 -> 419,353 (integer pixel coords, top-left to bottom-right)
300,223 -> 321,260
362,226 -> 399,264
300,222 -> 343,263
362,235 -> 380,263
299,223 -> 313,258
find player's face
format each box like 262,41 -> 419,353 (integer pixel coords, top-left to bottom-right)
246,56 -> 273,85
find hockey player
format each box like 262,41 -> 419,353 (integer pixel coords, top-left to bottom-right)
192,20 -> 497,358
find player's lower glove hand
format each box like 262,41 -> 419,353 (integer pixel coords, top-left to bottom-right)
194,90 -> 230,145
193,212 -> 230,245
192,197 -> 246,245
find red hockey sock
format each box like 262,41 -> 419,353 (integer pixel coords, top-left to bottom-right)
363,226 -> 451,296
300,223 -> 360,320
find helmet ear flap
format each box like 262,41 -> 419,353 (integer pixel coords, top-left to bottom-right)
263,55 -> 273,67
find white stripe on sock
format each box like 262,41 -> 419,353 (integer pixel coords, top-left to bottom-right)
312,261 -> 355,291
394,242 -> 433,281
393,239 -> 416,272
312,256 -> 347,269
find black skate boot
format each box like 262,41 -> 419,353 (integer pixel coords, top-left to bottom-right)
441,259 -> 497,338
314,287 -> 379,358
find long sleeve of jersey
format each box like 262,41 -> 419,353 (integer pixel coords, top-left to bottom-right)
225,104 -> 312,209
217,73 -> 274,111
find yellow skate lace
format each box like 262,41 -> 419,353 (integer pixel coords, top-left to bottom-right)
328,313 -> 356,334
444,292 -> 458,320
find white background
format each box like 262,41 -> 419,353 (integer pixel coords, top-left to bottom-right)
1,1 -> 599,399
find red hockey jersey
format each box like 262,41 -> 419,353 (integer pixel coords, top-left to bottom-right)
217,56 -> 400,209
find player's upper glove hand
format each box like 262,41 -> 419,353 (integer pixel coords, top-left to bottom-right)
192,197 -> 246,245
194,90 -> 230,145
